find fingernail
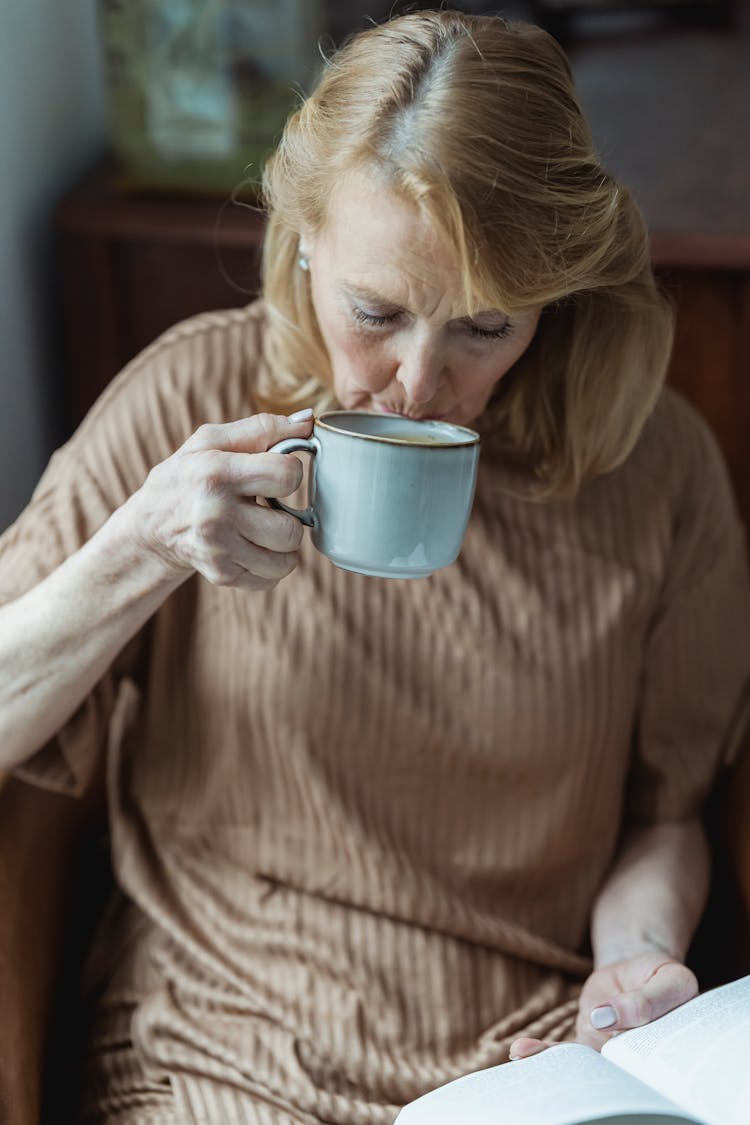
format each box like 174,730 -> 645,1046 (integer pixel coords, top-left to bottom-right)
590,1005 -> 618,1030
287,408 -> 314,423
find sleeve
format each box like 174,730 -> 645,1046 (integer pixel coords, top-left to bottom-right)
0,307 -> 261,796
0,440 -> 138,795
626,396 -> 750,823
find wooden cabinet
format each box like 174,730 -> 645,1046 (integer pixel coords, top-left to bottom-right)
660,266 -> 750,528
58,176 -> 265,425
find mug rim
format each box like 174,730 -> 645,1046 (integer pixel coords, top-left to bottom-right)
316,410 -> 480,448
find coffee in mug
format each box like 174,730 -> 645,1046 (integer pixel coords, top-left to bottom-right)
267,410 -> 480,579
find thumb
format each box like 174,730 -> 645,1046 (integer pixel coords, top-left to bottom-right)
591,962 -> 698,1032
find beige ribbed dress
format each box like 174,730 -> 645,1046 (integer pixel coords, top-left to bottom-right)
3,303 -> 750,1124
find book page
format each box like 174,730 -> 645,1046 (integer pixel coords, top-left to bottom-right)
602,975 -> 750,1125
394,1043 -> 703,1125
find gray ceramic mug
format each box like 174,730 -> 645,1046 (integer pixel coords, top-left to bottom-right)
267,410 -> 480,579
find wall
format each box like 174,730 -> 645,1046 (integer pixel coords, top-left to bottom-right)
0,2 -> 105,531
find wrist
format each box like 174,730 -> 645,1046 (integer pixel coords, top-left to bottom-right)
112,487 -> 191,585
91,492 -> 190,595
592,933 -> 684,970
590,818 -> 710,971
592,894 -> 698,970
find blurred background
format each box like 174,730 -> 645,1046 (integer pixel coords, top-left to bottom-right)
1,0 -> 748,533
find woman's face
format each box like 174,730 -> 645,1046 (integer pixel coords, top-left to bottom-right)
306,170 -> 543,427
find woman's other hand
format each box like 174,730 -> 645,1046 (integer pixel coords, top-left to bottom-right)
509,951 -> 698,1059
129,410 -> 314,590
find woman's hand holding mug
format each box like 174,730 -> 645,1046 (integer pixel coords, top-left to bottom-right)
128,410 -> 315,590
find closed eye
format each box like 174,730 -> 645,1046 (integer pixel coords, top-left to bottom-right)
351,305 -> 514,341
352,307 -> 400,328
467,322 -> 513,340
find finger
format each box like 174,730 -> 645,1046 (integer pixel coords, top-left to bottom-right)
234,502 -> 304,554
184,411 -> 314,454
200,451 -> 305,500
230,540 -> 301,585
590,962 -> 697,1033
508,1038 -> 553,1061
224,569 -> 286,593
575,1016 -> 614,1052
191,520 -> 301,586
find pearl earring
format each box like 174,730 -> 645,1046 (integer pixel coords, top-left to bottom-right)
298,251 -> 311,271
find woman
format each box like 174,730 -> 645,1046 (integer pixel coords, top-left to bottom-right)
1,10 -> 749,1123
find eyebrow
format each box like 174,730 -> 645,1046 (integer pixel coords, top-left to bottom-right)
338,283 -> 509,323
339,283 -> 405,309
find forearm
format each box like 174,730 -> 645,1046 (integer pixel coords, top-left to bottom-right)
0,411 -> 315,774
0,493 -> 185,772
591,816 -> 711,968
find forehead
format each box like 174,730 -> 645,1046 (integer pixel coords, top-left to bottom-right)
316,168 -> 468,314
321,169 -> 436,247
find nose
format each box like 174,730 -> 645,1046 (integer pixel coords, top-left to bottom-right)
395,331 -> 447,404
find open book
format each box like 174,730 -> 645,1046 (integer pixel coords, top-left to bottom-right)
395,975 -> 750,1125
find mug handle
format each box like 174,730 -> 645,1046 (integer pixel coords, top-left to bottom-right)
266,436 -> 319,527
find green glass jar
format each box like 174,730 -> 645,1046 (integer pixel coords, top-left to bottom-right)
99,0 -> 323,194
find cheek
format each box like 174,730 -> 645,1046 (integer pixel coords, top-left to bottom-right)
469,326 -> 539,394
462,352 -> 516,399
325,324 -> 394,395
450,340 -> 531,418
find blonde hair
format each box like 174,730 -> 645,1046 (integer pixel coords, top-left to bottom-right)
258,9 -> 673,498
